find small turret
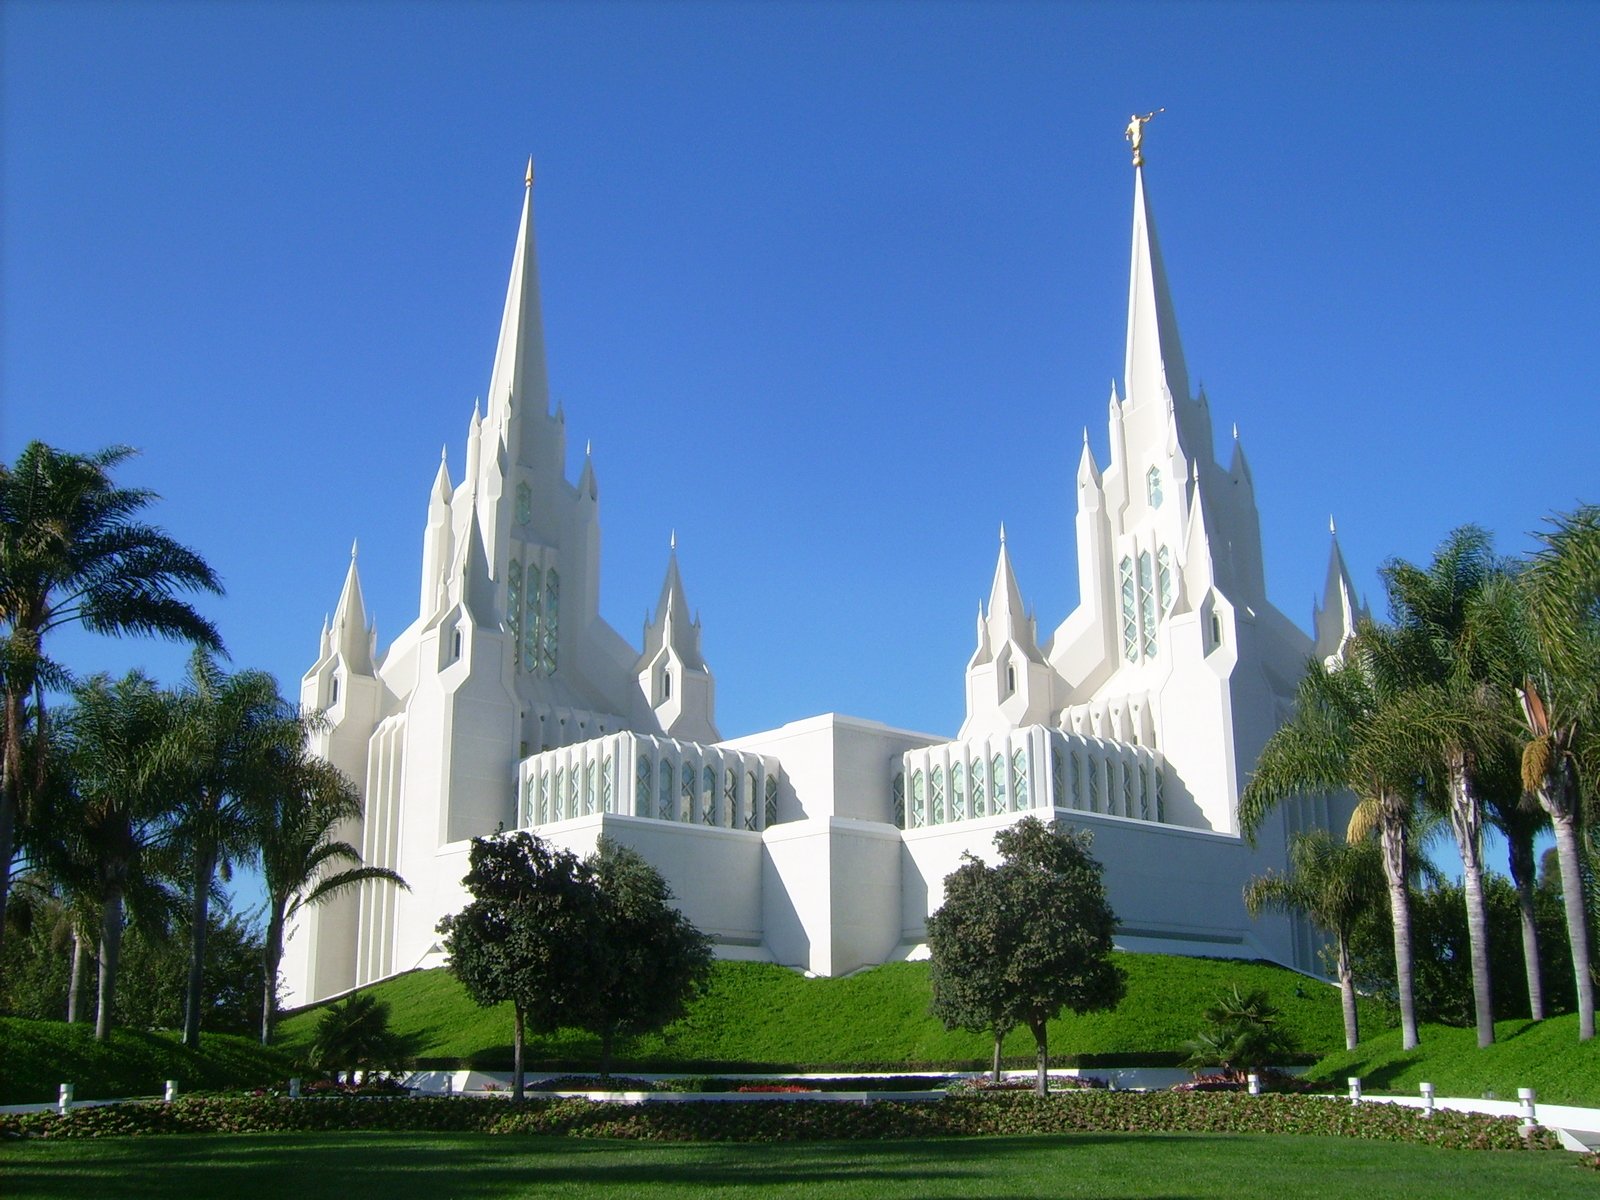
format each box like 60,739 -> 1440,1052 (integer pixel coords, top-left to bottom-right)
634,536 -> 717,742
1313,517 -> 1366,664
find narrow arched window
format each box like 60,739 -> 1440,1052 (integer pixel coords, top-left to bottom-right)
681,763 -> 696,822
744,771 -> 758,830
553,767 -> 566,820
543,569 -> 560,675
1119,557 -> 1137,662
659,760 -> 674,821
930,767 -> 945,825
636,754 -> 652,816
723,767 -> 738,828
662,668 -> 672,701
702,765 -> 717,826
971,758 -> 986,817
764,775 -> 779,828
452,629 -> 463,660
1157,545 -> 1173,611
991,753 -> 1006,810
1012,749 -> 1028,809
1147,465 -> 1163,508
951,762 -> 966,820
508,558 -> 522,673
329,675 -> 339,705
1006,665 -> 1016,695
1052,749 -> 1065,808
910,770 -> 926,828
524,564 -> 541,673
1139,551 -> 1158,658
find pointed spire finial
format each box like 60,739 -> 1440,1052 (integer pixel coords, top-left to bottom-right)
440,444 -> 448,462
999,521 -> 1007,546
585,438 -> 592,458
350,538 -> 359,560
670,528 -> 677,551
1232,421 -> 1239,441
1329,514 -> 1338,536
525,156 -> 534,189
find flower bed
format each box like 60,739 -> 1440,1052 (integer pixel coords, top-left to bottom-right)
0,1091 -> 1559,1152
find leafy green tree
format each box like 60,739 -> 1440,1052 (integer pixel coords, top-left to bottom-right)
578,839 -> 712,1080
927,817 -> 1124,1096
1513,505 -> 1600,1040
256,748 -> 404,1045
926,853 -> 1016,1081
307,992 -> 410,1083
1244,829 -> 1384,1050
1241,647 -> 1439,1050
41,672 -> 182,1041
164,650 -> 299,1048
0,441 -> 223,978
1375,526 -> 1512,1046
1181,985 -> 1299,1075
437,832 -> 597,1100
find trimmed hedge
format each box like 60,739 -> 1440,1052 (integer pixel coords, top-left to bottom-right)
0,1091 -> 1559,1153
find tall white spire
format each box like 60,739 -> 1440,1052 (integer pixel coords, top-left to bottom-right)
1314,519 -> 1366,663
1124,164 -> 1191,414
485,159 -> 552,460
331,540 -> 375,675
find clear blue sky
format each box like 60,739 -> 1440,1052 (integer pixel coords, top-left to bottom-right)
4,2 -> 1595,879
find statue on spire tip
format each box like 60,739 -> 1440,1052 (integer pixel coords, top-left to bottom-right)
1125,109 -> 1164,167
525,156 -> 534,189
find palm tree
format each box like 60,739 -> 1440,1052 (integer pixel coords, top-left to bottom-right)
1378,526 -> 1509,1046
1514,505 -> 1600,1041
256,747 -> 406,1044
164,650 -> 298,1048
0,442 -> 222,976
48,672 -> 181,1040
1244,829 -> 1385,1050
1240,642 -> 1441,1050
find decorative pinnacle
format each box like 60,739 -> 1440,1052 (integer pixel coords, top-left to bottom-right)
1232,422 -> 1239,441
1329,514 -> 1338,536
999,521 -> 1007,546
525,156 -> 534,189
670,529 -> 677,551
585,438 -> 592,458
350,538 -> 359,560
440,444 -> 448,462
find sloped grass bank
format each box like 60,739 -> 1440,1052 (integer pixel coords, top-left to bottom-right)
277,954 -> 1377,1071
0,1018 -> 297,1105
1308,1014 -> 1600,1108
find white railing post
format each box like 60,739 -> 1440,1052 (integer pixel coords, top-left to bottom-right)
1247,1072 -> 1260,1096
1518,1087 -> 1536,1128
1419,1082 -> 1434,1117
57,1083 -> 73,1114
1347,1077 -> 1361,1105
164,1079 -> 178,1103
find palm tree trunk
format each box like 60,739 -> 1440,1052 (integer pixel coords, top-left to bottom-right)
1378,809 -> 1420,1050
1336,935 -> 1359,1050
1543,783 -> 1594,1041
1031,1017 -> 1049,1097
67,928 -> 86,1023
991,1028 -> 1003,1082
95,888 -> 124,1042
1506,828 -> 1545,1020
513,1005 -> 526,1102
261,905 -> 285,1045
0,684 -> 25,981
1447,755 -> 1494,1047
184,843 -> 217,1048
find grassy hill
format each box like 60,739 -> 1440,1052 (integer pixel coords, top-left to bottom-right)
1307,1015 -> 1600,1108
278,954 -> 1375,1072
0,1018 -> 298,1105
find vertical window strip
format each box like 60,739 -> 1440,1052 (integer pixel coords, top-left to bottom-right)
537,771 -> 550,825
524,564 -> 541,674
764,775 -> 779,828
951,762 -> 966,821
702,766 -> 717,826
1052,749 -> 1064,808
1119,556 -> 1138,662
991,753 -> 1006,811
681,765 -> 696,822
910,770 -> 926,828
1157,546 -> 1173,612
543,569 -> 560,675
636,755 -> 652,816
1012,749 -> 1028,809
1087,758 -> 1100,813
724,768 -> 738,829
892,772 -> 905,828
602,756 -> 614,814
1139,552 -> 1158,658
745,771 -> 758,830
508,559 -> 522,674
659,761 -> 674,821
971,758 -> 986,817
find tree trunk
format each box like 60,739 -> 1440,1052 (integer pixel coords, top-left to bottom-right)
1543,783 -> 1594,1041
1506,827 -> 1545,1020
1031,1017 -> 1049,1097
1378,808 -> 1419,1050
0,684 -> 26,984
67,928 -> 86,1023
261,906 -> 285,1045
184,842 -> 217,1048
513,1005 -> 526,1102
1336,935 -> 1359,1051
1447,754 -> 1494,1047
991,1029 -> 1003,1082
95,888 -> 124,1042
600,1025 -> 614,1082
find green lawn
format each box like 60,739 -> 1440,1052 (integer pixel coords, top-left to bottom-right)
276,955 -> 1377,1070
2,1132 -> 1590,1199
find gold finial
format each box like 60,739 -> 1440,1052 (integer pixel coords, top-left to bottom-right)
1125,108 -> 1164,167
525,156 -> 534,189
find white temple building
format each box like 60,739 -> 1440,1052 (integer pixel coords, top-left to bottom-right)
282,147 -> 1363,1007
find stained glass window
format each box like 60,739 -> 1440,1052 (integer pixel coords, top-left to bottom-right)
971,758 -> 986,817
543,569 -> 560,675
507,560 -> 522,673
1012,750 -> 1028,809
567,764 -> 579,817
636,755 -> 652,816
524,564 -> 541,674
659,761 -> 674,821
930,767 -> 945,825
681,765 -> 696,822
724,768 -> 739,828
1052,749 -> 1064,808
537,771 -> 550,825
745,771 -> 758,830
951,762 -> 966,821
1139,552 -> 1158,658
1120,556 -> 1138,662
1088,760 -> 1100,813
1147,465 -> 1163,508
515,482 -> 532,526
991,753 -> 1006,811
1122,761 -> 1134,817
1153,766 -> 1165,822
702,765 -> 717,826
910,770 -> 926,828
602,756 -> 614,814
585,760 -> 597,815
553,767 -> 566,821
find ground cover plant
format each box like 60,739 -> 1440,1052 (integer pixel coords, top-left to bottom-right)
0,1091 -> 1561,1153
0,1016 -> 297,1104
3,1129 -> 1592,1200
1308,1013 -> 1600,1107
275,954 -> 1377,1071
